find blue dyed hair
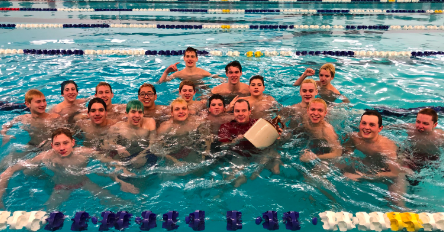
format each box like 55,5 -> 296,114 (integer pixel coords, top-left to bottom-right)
126,100 -> 144,114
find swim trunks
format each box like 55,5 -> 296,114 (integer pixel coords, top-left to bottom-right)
54,182 -> 84,191
122,149 -> 158,168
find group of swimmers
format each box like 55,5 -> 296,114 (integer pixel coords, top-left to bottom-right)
0,47 -> 443,209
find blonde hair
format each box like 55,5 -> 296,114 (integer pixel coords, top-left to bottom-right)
300,79 -> 318,90
25,89 -> 45,103
170,98 -> 188,112
320,63 -> 335,78
308,98 -> 327,110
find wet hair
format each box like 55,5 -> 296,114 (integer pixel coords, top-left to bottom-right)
95,82 -> 113,94
208,94 -> 225,108
225,61 -> 242,73
234,99 -> 250,111
51,128 -> 74,141
170,98 -> 188,112
179,80 -> 196,92
25,89 -> 45,103
300,79 -> 318,90
319,63 -> 335,78
184,47 -> 198,57
126,100 -> 144,114
249,75 -> 265,85
61,80 -> 78,95
308,98 -> 327,111
418,108 -> 438,124
88,98 -> 107,113
361,110 -> 383,127
138,83 -> 156,95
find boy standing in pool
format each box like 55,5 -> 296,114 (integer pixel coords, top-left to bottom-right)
154,98 -> 204,164
298,99 -> 342,162
211,61 -> 250,100
94,82 -> 126,121
50,80 -> 87,120
218,99 -> 281,187
158,47 -> 214,83
342,110 -> 406,206
293,63 -> 350,104
226,75 -> 278,120
108,100 -> 157,168
285,79 -> 319,128
0,128 -> 130,210
138,83 -> 170,127
390,108 -> 444,185
178,80 -> 206,115
1,89 -> 61,147
74,98 -> 118,147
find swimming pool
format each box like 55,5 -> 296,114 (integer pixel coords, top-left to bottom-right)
1,1 -> 444,231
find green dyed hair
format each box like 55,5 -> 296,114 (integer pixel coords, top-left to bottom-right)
126,100 -> 144,113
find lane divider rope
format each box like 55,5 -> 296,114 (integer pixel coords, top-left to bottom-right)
0,48 -> 443,58
2,23 -> 444,31
1,7 -> 443,14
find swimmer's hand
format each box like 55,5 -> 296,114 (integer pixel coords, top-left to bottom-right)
117,180 -> 140,194
165,62 -> 180,74
300,150 -> 317,162
1,135 -> 15,146
303,68 -> 315,77
344,172 -> 363,181
227,96 -> 247,111
233,135 -> 245,144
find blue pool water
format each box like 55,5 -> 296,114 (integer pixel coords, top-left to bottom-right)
1,1 -> 444,231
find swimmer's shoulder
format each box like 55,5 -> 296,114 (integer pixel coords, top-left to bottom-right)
142,117 -> 156,131
196,68 -> 211,76
211,83 -> 225,94
49,113 -> 61,119
157,119 -> 173,135
76,98 -> 88,105
49,103 -> 62,114
107,119 -> 118,126
329,85 -> 341,95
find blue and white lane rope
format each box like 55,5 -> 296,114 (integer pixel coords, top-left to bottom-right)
2,23 -> 444,31
0,49 -> 443,58
1,7 -> 444,14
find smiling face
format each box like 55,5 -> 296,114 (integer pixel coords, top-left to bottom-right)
300,83 -> 318,104
127,108 -> 143,126
51,134 -> 75,157
26,95 -> 47,115
319,69 -> 333,87
62,83 -> 78,103
209,99 -> 224,116
88,103 -> 107,125
308,102 -> 326,124
171,102 -> 189,122
359,115 -> 382,139
234,101 -> 251,124
249,79 -> 265,96
95,85 -> 114,107
416,113 -> 437,133
184,51 -> 198,68
138,86 -> 157,108
179,85 -> 196,103
226,66 -> 242,85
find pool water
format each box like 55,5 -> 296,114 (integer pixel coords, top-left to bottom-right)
1,1 -> 444,231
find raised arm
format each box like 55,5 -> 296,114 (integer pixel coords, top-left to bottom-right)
158,62 -> 180,83
293,68 -> 315,86
1,116 -> 21,146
